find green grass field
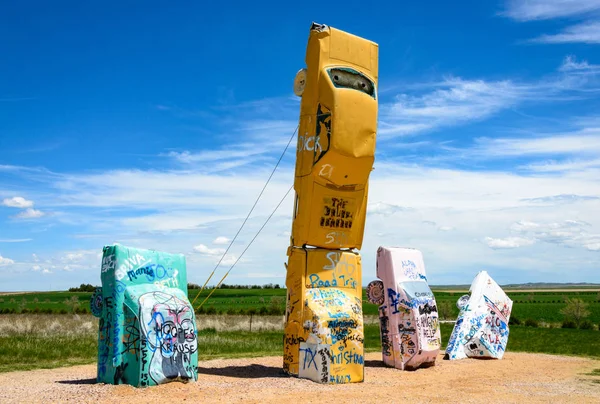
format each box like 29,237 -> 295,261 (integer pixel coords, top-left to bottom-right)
1,314 -> 598,374
2,288 -> 599,326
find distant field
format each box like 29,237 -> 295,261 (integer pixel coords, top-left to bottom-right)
1,288 -> 599,326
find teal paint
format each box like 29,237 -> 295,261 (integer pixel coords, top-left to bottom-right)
94,244 -> 198,387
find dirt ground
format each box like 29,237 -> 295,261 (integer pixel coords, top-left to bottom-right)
1,352 -> 599,404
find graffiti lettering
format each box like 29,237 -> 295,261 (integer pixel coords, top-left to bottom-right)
319,164 -> 333,179
140,292 -> 198,384
115,253 -> 146,281
378,305 -> 392,356
418,302 -> 438,316
300,347 -> 318,370
127,266 -> 155,282
318,347 -> 329,383
102,254 -> 116,273
324,231 -> 349,245
330,349 -> 364,365
320,197 -> 354,230
329,375 -> 351,383
285,335 -> 305,346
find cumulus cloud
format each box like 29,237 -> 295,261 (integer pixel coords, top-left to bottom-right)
193,244 -> 225,256
0,255 -> 15,266
13,208 -> 45,219
484,237 -> 536,249
2,196 -> 34,208
213,236 -> 230,245
368,202 -> 411,216
508,219 -> 599,251
584,242 -> 600,251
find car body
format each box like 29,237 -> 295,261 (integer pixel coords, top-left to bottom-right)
283,22 -> 378,384
92,244 -> 198,386
445,271 -> 513,360
367,247 -> 441,370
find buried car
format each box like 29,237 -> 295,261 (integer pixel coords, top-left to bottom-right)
445,270 -> 513,360
367,246 -> 441,370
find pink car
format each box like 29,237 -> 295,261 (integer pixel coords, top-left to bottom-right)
367,247 -> 441,370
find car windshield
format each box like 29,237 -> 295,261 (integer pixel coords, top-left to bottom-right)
399,281 -> 434,301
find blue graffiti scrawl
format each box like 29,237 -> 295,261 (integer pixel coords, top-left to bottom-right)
93,244 -> 198,387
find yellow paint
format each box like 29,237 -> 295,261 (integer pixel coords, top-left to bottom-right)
284,22 -> 377,384
283,247 -> 364,383
291,23 -> 378,250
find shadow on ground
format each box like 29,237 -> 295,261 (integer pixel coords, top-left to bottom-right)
56,378 -> 97,385
364,360 -> 387,368
197,364 -> 287,379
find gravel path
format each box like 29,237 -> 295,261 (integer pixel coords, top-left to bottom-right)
1,352 -> 598,403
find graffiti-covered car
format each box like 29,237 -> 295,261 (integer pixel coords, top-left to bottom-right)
445,270 -> 512,360
283,21 -> 379,384
91,244 -> 198,387
367,247 -> 441,370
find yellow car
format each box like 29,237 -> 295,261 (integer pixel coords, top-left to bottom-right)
290,21 -> 378,250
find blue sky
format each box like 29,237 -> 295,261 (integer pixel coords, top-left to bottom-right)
1,0 -> 600,291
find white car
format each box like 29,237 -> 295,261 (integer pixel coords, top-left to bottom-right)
367,247 -> 441,370
445,271 -> 513,360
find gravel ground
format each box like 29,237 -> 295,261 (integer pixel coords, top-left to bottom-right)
1,352 -> 598,403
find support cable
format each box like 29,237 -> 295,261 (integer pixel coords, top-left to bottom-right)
196,184 -> 294,310
190,124 -> 299,308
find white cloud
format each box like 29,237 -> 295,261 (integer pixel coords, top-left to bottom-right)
378,58 -> 600,140
522,158 -> 600,172
42,268 -> 52,274
13,208 -> 45,219
2,196 -> 34,208
220,254 -> 238,266
368,202 -> 410,216
508,219 -> 600,251
213,236 -> 230,245
193,244 -> 225,256
484,236 -> 536,249
378,78 -> 525,138
450,127 -> 600,160
0,255 -> 15,266
531,21 -> 600,44
0,238 -> 32,243
165,118 -> 297,173
521,194 -> 599,204
32,264 -> 41,271
502,0 -> 600,21
63,253 -> 84,263
502,1 -> 600,44
438,226 -> 454,232
559,55 -> 600,72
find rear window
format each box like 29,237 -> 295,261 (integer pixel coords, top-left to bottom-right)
327,67 -> 375,98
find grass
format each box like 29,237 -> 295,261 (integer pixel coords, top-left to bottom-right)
1,313 -> 599,374
2,289 -> 600,326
